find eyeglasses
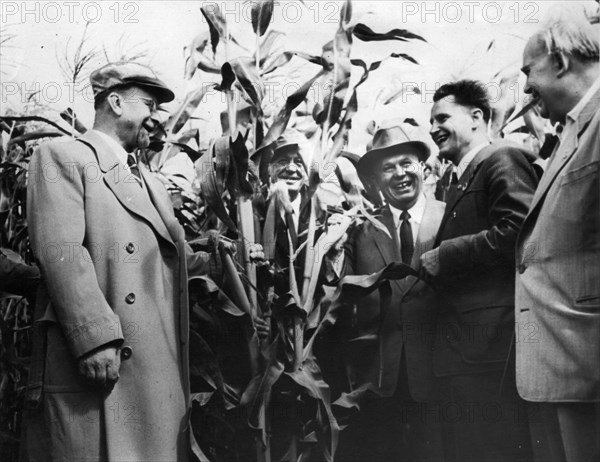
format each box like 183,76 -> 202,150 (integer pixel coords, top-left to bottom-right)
120,94 -> 158,113
135,96 -> 158,113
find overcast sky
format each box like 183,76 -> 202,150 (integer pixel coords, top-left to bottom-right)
1,1 -> 597,153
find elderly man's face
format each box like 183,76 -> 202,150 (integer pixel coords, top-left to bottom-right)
521,37 -> 557,122
269,148 -> 307,195
114,86 -> 159,152
374,151 -> 423,210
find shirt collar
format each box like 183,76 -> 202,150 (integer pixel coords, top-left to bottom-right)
456,141 -> 490,180
566,74 -> 600,125
389,192 -> 427,229
90,129 -> 129,167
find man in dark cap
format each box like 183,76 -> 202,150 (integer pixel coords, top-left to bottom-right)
331,122 -> 446,462
24,62 -> 207,461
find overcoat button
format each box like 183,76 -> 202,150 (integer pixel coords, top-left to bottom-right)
451,212 -> 457,219
121,346 -> 133,360
125,293 -> 136,304
125,242 -> 135,254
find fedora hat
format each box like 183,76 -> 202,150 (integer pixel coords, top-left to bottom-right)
357,124 -> 430,180
90,62 -> 175,104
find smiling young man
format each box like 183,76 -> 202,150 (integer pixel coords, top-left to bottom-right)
420,80 -> 538,462
333,123 -> 446,462
24,62 -> 212,462
516,12 -> 600,462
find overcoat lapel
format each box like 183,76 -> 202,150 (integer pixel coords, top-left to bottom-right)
140,166 -> 185,245
77,131 -> 175,246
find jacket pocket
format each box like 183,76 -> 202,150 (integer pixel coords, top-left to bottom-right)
561,160 -> 598,186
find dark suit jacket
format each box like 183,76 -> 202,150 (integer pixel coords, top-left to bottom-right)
342,196 -> 445,401
432,140 -> 538,376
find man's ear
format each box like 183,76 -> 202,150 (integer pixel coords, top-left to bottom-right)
471,107 -> 485,129
106,92 -> 124,116
551,51 -> 570,78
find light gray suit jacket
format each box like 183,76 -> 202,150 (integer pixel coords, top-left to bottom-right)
515,85 -> 600,402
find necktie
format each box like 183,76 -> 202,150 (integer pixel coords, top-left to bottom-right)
538,133 -> 559,160
400,210 -> 414,264
127,154 -> 142,182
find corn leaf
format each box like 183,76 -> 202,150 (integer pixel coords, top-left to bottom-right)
201,3 -> 246,55
229,57 -> 264,109
163,83 -> 218,136
240,335 -> 285,446
251,0 -> 274,37
226,132 -> 255,198
197,149 -> 238,232
500,96 -> 540,132
59,108 -> 87,134
352,23 -> 426,43
261,50 -> 323,75
7,130 -> 65,146
184,32 -> 220,79
257,69 -> 326,150
255,30 -> 285,67
0,116 -> 74,137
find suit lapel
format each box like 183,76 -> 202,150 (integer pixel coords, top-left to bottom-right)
435,145 -> 496,246
78,131 -> 175,246
372,208 -> 400,265
412,197 -> 444,267
527,87 -> 600,215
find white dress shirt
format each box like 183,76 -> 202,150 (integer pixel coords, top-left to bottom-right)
558,75 -> 600,145
388,192 -> 427,246
91,129 -> 130,167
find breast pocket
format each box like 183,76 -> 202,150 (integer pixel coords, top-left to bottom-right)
553,160 -> 599,222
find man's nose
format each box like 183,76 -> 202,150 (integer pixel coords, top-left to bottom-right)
394,165 -> 406,176
523,80 -> 532,94
429,122 -> 439,136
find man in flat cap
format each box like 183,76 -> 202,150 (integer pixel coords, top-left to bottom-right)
24,62 -> 208,461
331,122 -> 445,462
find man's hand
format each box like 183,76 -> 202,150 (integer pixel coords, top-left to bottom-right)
78,344 -> 121,390
326,213 -> 348,258
254,316 -> 271,340
420,248 -> 441,277
247,243 -> 266,264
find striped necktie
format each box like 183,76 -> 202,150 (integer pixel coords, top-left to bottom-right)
127,154 -> 142,182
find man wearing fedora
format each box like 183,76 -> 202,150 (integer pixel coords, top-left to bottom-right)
331,122 -> 446,462
24,62 -> 212,461
421,80 -> 538,462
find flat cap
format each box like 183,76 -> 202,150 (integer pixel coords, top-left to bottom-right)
90,62 -> 175,103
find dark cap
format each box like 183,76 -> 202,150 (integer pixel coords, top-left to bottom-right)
357,123 -> 430,181
90,62 -> 175,103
